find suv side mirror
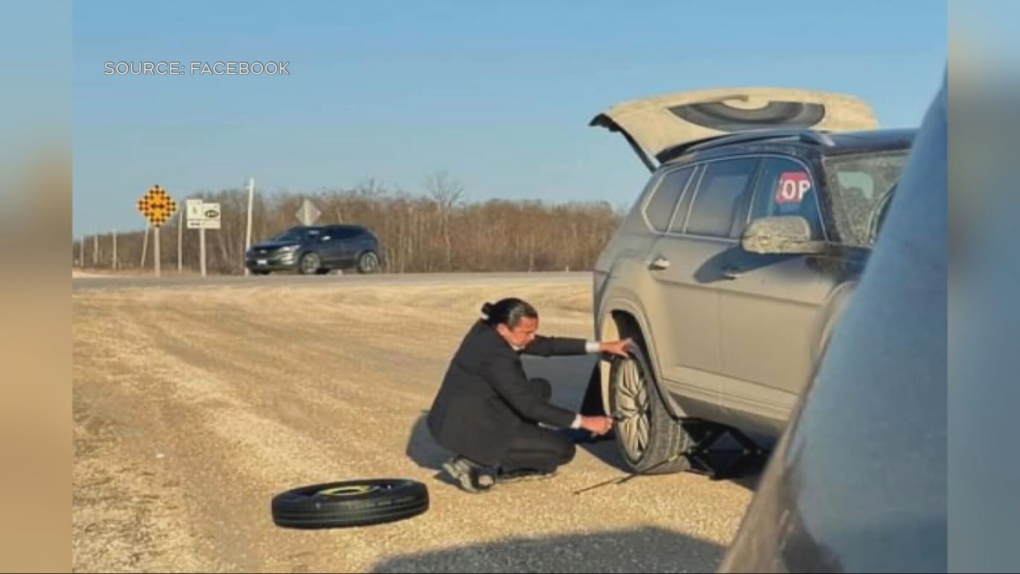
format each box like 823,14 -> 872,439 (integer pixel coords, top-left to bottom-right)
741,215 -> 827,255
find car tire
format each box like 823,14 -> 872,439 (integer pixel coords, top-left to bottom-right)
271,478 -> 429,529
356,251 -> 380,274
609,341 -> 693,474
298,252 -> 320,275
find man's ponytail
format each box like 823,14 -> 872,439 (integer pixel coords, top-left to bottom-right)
480,297 -> 537,328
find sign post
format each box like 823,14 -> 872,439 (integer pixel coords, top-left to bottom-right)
136,185 -> 177,277
154,226 -> 161,276
187,199 -> 221,277
177,210 -> 183,273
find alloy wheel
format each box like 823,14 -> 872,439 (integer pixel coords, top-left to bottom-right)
615,356 -> 651,462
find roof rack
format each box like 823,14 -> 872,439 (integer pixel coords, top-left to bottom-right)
658,129 -> 835,163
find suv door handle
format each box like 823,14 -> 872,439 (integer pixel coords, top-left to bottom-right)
648,256 -> 670,271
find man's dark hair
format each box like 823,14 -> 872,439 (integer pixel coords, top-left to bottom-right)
481,297 -> 538,328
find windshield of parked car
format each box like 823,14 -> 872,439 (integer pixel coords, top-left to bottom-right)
823,150 -> 910,246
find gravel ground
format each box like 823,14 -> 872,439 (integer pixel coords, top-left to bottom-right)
72,275 -> 756,573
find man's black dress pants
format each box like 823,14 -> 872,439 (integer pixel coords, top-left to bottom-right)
499,377 -> 577,474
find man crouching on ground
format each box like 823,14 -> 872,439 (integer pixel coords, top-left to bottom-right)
426,297 -> 629,493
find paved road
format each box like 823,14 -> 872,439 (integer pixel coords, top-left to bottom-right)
72,271 -> 592,292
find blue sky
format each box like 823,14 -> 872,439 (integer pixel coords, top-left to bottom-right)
70,0 -> 947,237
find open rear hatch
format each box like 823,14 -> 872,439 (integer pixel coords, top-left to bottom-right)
590,87 -> 880,171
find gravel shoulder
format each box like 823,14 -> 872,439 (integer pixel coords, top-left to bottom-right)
72,276 -> 754,573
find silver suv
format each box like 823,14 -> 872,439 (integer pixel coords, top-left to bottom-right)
586,88 -> 914,474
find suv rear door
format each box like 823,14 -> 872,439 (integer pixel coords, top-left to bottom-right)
318,225 -> 349,265
323,225 -> 372,266
644,156 -> 762,413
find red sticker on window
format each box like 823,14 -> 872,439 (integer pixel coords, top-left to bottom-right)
775,172 -> 811,204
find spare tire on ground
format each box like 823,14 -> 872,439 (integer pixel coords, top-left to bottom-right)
271,478 -> 429,529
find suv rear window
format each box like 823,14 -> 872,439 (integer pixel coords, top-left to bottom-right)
823,150 -> 910,246
643,167 -> 694,232
685,158 -> 758,238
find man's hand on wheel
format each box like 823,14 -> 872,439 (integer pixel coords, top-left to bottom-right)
579,415 -> 614,435
599,338 -> 633,358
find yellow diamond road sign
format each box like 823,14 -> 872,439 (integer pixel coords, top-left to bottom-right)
136,185 -> 177,227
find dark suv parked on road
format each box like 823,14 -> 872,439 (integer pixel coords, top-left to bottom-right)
245,224 -> 383,275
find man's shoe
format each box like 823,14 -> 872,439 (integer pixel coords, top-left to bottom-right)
442,456 -> 493,494
495,468 -> 558,484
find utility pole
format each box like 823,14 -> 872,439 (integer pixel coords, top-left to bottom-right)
112,230 -> 118,270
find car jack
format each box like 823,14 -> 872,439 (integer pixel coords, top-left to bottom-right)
680,420 -> 769,481
572,421 -> 769,496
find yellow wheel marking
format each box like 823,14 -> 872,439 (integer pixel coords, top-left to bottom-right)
317,485 -> 378,497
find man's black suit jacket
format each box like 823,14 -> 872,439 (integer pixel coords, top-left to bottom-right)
426,319 -> 589,467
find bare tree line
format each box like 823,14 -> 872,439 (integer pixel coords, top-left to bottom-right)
72,174 -> 627,274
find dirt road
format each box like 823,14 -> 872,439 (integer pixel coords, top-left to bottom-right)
73,274 -> 755,573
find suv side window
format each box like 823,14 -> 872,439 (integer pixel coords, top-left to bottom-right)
643,166 -> 695,232
683,158 -> 759,238
749,157 -> 825,240
328,226 -> 361,240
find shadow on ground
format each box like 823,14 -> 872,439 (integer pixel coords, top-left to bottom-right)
368,526 -> 725,573
405,354 -> 765,491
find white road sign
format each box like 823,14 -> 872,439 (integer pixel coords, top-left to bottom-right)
187,200 -> 221,229
186,199 -> 204,220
